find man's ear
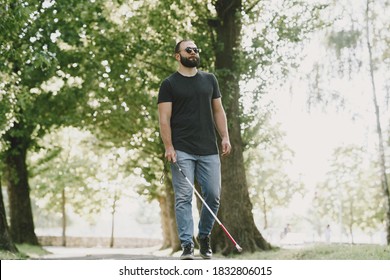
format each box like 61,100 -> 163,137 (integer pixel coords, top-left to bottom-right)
175,53 -> 180,62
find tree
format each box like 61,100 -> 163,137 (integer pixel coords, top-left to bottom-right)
1,0 -> 327,251
0,175 -> 18,253
315,145 -> 385,243
91,0 -> 326,253
0,0 -> 130,244
82,0 -> 222,252
365,0 -> 390,244
75,0 -> 181,252
209,0 -> 327,254
28,127 -> 142,247
246,121 -> 305,230
1,0 -> 40,245
0,1 -> 23,252
306,0 -> 390,244
29,127 -> 102,245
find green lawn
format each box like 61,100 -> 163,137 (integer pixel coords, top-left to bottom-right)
227,244 -> 390,260
0,244 -> 49,260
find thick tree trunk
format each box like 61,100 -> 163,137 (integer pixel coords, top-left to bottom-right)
0,179 -> 19,253
160,176 -> 181,252
3,126 -> 39,245
211,0 -> 271,254
166,178 -> 181,252
158,195 -> 171,249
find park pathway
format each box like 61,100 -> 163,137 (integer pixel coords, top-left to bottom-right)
36,245 -> 196,260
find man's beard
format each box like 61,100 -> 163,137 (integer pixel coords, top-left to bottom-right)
180,54 -> 200,68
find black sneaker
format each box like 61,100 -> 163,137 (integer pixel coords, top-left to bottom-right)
197,235 -> 212,259
180,244 -> 194,260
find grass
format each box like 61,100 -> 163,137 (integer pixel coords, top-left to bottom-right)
227,244 -> 390,260
0,244 -> 49,260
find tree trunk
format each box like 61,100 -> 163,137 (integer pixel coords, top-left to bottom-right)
0,179 -> 19,253
3,125 -> 39,245
262,190 -> 268,229
211,0 -> 271,254
157,159 -> 180,252
61,188 -> 67,247
366,0 -> 390,245
160,176 -> 181,253
109,191 -> 118,248
349,201 -> 354,244
158,195 -> 171,249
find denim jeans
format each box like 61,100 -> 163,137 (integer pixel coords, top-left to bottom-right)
171,150 -> 221,247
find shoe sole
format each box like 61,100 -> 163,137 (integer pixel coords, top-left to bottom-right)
180,255 -> 195,260
200,253 -> 212,259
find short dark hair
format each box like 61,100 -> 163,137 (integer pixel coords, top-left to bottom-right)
175,39 -> 194,53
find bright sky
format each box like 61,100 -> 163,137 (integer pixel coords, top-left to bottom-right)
251,27 -> 383,190
271,87 -> 369,187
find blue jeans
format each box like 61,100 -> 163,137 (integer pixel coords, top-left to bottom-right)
171,150 -> 221,247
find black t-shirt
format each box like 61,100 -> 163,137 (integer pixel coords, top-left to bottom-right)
158,71 -> 221,155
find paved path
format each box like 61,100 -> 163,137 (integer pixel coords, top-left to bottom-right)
37,245 -> 207,260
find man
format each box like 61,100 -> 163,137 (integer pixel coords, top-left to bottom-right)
158,39 -> 231,260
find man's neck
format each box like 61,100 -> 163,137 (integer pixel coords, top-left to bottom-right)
178,66 -> 198,77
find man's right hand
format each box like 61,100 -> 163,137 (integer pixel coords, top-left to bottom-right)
165,147 -> 176,163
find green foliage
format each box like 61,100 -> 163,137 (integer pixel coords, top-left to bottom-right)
245,115 -> 305,228
1,0 -> 329,193
85,0 -> 218,202
309,0 -> 390,104
239,0 -> 329,146
29,128 -> 103,220
242,1 -> 328,79
327,30 -> 362,56
0,0 -> 120,157
28,127 -> 140,225
0,77 -> 17,144
314,145 -> 385,237
0,0 -> 333,241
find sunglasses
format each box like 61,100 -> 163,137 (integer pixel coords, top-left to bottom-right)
183,47 -> 200,54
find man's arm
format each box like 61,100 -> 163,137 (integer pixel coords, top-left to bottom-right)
158,102 -> 176,162
212,98 -> 231,156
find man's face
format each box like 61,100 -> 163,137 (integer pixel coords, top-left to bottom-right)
177,41 -> 200,68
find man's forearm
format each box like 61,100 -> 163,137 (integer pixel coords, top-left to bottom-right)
214,110 -> 229,140
160,122 -> 174,149
159,122 -> 177,162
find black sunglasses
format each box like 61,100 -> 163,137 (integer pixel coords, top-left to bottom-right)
183,47 -> 200,54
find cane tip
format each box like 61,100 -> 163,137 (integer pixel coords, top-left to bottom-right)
236,245 -> 243,253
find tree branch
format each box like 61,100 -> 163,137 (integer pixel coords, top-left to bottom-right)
244,0 -> 262,14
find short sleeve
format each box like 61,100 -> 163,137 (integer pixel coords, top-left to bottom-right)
157,79 -> 173,104
211,74 -> 221,99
